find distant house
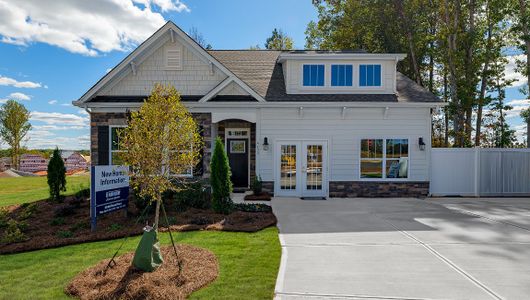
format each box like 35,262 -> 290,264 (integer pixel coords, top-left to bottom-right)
0,157 -> 12,171
19,154 -> 48,173
62,151 -> 89,171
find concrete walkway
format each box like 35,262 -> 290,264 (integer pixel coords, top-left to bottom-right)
272,197 -> 530,300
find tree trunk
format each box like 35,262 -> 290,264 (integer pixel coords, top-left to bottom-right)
527,122 -> 530,148
443,72 -> 449,147
475,5 -> 493,147
394,0 -> 423,85
154,197 -> 161,229
463,0 -> 476,145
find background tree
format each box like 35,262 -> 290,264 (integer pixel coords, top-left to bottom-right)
189,26 -> 212,49
119,84 -> 203,230
521,107 -> 530,147
47,147 -> 66,202
210,137 -> 233,214
265,28 -> 294,50
306,0 -> 523,148
0,100 -> 31,169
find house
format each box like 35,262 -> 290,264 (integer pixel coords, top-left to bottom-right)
0,157 -> 12,171
73,21 -> 443,198
19,154 -> 48,173
61,151 -> 89,171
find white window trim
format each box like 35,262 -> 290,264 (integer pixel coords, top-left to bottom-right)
301,64 -> 326,88
358,64 -> 384,89
109,125 -> 126,165
359,137 -> 410,181
330,64 -> 353,87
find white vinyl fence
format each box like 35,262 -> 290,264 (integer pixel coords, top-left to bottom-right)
430,148 -> 530,196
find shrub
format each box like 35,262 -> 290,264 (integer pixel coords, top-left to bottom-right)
75,187 -> 90,199
169,180 -> 211,212
50,217 -> 66,226
1,220 -> 27,244
166,216 -> 178,225
0,208 -> 9,228
54,205 -> 75,218
132,191 -> 154,213
107,223 -> 123,232
47,147 -> 66,202
233,203 -> 272,213
210,137 -> 233,214
251,175 -> 263,195
18,203 -> 37,220
56,230 -> 73,238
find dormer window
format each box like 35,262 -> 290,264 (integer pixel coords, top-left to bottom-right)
359,64 -> 381,87
331,65 -> 353,86
303,64 -> 325,86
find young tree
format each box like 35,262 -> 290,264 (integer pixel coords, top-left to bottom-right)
210,137 -> 233,214
119,84 -> 203,230
0,100 -> 31,170
265,28 -> 294,50
47,147 -> 66,202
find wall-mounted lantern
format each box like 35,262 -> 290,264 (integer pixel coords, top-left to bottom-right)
263,137 -> 269,151
419,137 -> 426,151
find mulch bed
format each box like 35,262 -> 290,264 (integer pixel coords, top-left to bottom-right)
0,196 -> 276,255
244,192 -> 272,201
65,244 -> 218,300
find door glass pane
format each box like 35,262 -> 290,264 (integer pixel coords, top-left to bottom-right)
280,145 -> 297,190
306,144 -> 323,190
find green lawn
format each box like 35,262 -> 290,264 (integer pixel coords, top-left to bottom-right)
0,227 -> 281,299
0,175 -> 90,207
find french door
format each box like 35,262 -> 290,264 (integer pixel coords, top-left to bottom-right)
275,140 -> 328,197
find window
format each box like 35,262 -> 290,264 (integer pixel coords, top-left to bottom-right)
331,65 -> 353,86
359,64 -> 382,87
360,138 -> 408,179
303,64 -> 325,86
110,126 -> 126,165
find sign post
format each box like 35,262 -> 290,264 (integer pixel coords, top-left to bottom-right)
90,165 -> 130,231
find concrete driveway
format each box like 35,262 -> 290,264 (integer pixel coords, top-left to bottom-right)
272,197 -> 530,300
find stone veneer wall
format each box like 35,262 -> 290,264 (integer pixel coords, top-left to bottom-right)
261,181 -> 274,195
329,181 -> 429,198
90,112 -> 212,178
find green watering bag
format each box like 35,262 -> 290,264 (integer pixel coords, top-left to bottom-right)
132,226 -> 164,272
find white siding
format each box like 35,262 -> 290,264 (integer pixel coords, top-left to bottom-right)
285,59 -> 396,94
99,39 -> 227,96
256,107 -> 431,182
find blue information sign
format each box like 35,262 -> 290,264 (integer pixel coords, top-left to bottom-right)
90,165 -> 130,231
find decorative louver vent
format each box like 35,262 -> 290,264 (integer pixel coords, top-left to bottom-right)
166,48 -> 182,70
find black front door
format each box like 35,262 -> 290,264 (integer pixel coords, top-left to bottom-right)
227,138 -> 249,188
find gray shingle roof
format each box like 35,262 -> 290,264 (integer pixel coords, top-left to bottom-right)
208,50 -> 441,103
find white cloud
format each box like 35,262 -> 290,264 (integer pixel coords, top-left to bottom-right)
505,54 -> 527,87
48,99 -> 57,104
33,124 -> 87,131
514,124 -> 528,142
0,92 -> 31,102
0,0 -> 189,56
9,92 -> 31,100
133,0 -> 189,12
30,111 -> 89,127
0,74 -> 42,88
506,99 -> 530,119
61,103 -> 72,107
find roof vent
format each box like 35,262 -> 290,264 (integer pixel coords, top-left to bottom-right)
166,47 -> 182,70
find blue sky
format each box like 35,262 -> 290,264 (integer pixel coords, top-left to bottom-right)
0,0 -> 527,150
